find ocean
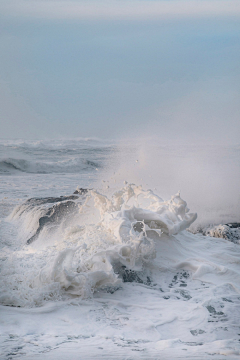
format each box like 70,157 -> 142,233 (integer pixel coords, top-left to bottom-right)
0,138 -> 240,359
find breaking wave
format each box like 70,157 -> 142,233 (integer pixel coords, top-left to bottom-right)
1,184 -> 196,307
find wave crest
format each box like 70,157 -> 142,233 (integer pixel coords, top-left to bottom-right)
0,158 -> 100,174
0,185 -> 197,306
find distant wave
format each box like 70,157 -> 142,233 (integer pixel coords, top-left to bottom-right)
0,158 -> 100,174
0,137 -> 113,152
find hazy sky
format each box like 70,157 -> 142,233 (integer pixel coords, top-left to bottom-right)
0,0 -> 240,142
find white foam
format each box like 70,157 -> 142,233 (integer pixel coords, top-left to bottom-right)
1,184 -> 240,358
1,185 -> 197,306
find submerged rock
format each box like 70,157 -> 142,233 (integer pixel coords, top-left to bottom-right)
189,223 -> 240,244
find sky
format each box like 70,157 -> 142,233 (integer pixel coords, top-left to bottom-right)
0,0 -> 240,143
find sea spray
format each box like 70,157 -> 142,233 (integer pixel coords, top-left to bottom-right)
0,184 -> 196,306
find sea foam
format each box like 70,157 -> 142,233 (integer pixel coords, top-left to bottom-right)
1,185 -> 196,306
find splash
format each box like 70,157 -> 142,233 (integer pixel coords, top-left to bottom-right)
1,184 -> 196,307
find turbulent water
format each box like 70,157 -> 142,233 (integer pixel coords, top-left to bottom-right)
0,138 -> 240,359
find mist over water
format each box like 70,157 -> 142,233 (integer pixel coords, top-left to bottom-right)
100,139 -> 240,227
0,137 -> 239,225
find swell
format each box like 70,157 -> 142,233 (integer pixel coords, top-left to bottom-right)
0,138 -> 114,155
0,158 -> 100,174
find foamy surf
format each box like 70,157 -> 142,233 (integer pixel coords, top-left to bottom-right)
1,185 -> 197,305
1,184 -> 240,359
0,140 -> 240,359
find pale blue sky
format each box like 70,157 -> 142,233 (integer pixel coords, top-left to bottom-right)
0,1 -> 239,142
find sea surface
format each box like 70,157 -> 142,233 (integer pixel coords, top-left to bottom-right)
0,138 -> 240,359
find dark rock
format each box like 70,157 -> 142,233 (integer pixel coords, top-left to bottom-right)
225,222 -> 240,228
73,188 -> 88,195
117,266 -> 151,285
189,223 -> 240,244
